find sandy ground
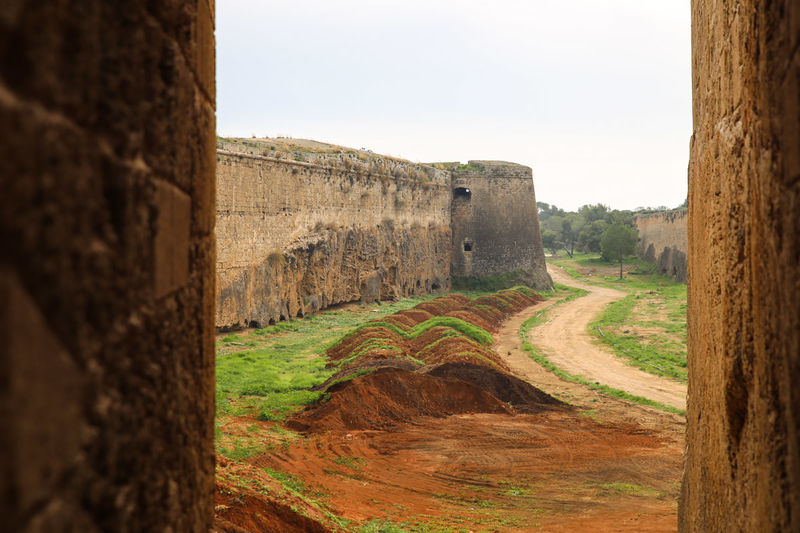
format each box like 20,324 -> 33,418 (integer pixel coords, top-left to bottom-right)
523,265 -> 687,410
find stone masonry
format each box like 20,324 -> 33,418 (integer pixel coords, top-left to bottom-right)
682,0 -> 800,531
1,2 -> 216,531
215,141 -> 551,330
635,209 -> 688,282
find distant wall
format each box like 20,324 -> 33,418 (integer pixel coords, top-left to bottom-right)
682,1 -> 800,531
1,2 -> 216,531
216,145 -> 452,329
635,209 -> 688,282
450,162 -> 551,290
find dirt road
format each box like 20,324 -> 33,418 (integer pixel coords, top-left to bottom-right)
524,265 -> 687,410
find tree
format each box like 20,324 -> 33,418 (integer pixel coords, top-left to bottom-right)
541,229 -> 561,255
600,223 -> 638,279
578,219 -> 608,252
578,203 -> 610,223
560,212 -> 585,258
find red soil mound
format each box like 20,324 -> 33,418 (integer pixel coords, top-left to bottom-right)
287,367 -> 514,433
213,486 -> 331,533
425,362 -> 567,414
378,314 -> 417,330
394,308 -> 434,325
326,327 -> 408,362
442,309 -> 495,332
410,327 -> 510,371
325,287 -> 543,377
413,293 -> 471,315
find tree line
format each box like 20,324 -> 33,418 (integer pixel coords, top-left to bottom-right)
538,202 -> 638,279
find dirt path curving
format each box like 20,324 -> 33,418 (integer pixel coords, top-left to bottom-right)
499,264 -> 687,411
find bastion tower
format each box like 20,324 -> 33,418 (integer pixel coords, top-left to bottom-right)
450,161 -> 552,290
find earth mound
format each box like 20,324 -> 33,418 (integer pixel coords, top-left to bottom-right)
425,362 -> 567,414
287,367 -> 514,433
312,357 -> 420,391
213,486 -> 331,533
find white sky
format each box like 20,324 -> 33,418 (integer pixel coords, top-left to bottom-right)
217,1 -> 691,211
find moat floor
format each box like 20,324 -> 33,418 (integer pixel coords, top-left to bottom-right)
214,290 -> 684,532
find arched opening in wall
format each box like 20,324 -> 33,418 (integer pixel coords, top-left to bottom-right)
453,187 -> 471,201
463,241 -> 473,252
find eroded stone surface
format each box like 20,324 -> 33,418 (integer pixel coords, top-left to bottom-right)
683,1 -> 800,531
635,209 -> 687,282
0,2 -> 216,531
451,161 -> 552,290
215,143 -> 551,329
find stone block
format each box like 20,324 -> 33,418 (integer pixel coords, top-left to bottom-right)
154,179 -> 191,298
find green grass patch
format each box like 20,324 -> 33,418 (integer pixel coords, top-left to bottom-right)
590,293 -> 687,382
452,269 -> 541,292
216,436 -> 264,461
596,482 -> 660,498
410,316 -> 493,345
548,251 -> 679,291
216,295 -> 435,420
262,467 -> 306,494
356,518 -> 468,533
335,315 -> 494,348
332,456 -> 367,469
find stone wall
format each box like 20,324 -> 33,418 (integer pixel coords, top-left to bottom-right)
450,162 -> 552,290
635,209 -> 688,282
216,143 -> 452,329
1,2 -> 216,532
682,1 -> 800,531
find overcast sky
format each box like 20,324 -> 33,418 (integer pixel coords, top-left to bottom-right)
217,1 -> 691,211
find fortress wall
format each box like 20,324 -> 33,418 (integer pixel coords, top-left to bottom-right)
450,162 -> 551,290
1,2 -> 216,531
682,1 -> 800,531
216,146 -> 453,329
635,209 -> 688,282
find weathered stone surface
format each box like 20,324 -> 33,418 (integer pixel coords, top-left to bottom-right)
635,209 -> 687,282
216,143 -> 551,329
682,1 -> 800,531
216,143 -> 453,329
450,161 -> 552,290
0,2 -> 216,531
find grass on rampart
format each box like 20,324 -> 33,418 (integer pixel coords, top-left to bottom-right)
547,253 -> 687,383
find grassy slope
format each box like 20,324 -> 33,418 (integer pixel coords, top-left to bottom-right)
547,253 -> 687,384
216,295 -> 438,424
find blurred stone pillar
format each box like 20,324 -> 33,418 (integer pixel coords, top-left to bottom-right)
683,0 -> 800,530
0,1 -> 216,530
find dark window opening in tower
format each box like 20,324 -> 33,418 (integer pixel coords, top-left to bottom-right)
464,241 -> 473,252
454,187 -> 471,200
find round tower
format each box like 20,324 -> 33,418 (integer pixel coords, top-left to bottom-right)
450,161 -> 552,290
